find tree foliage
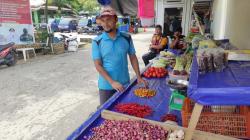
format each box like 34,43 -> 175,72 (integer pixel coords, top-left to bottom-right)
47,0 -> 100,14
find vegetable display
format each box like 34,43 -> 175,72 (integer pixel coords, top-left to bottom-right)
191,35 -> 204,49
114,103 -> 153,118
172,53 -> 193,75
152,58 -> 170,68
161,114 -> 178,122
168,130 -> 185,140
134,88 -> 156,98
160,51 -> 175,58
143,67 -> 168,78
84,120 -> 168,140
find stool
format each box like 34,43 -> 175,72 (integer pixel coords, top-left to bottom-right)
16,48 -> 36,61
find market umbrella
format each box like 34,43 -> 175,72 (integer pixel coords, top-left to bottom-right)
30,0 -> 45,10
97,0 -> 138,16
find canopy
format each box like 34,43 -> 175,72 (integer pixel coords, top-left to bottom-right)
98,0 -> 138,16
30,0 -> 45,11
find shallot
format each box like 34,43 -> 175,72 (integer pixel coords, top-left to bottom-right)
83,120 -> 168,140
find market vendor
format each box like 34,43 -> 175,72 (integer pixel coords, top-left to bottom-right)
170,27 -> 186,50
142,25 -> 168,66
95,15 -> 104,32
92,6 -> 148,105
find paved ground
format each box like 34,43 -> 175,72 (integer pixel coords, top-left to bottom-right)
0,29 -> 153,140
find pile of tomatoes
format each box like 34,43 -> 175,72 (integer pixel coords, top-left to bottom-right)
143,67 -> 168,78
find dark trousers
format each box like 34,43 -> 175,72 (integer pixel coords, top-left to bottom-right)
142,51 -> 158,66
99,89 -> 116,106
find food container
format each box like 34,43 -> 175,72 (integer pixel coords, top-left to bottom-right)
169,71 -> 189,81
167,79 -> 189,92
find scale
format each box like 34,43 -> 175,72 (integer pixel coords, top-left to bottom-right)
169,90 -> 186,111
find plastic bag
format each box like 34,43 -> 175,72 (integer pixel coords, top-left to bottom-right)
219,42 -> 237,50
212,48 -> 226,72
199,40 -> 217,49
206,49 -> 214,72
197,48 -> 227,73
197,49 -> 207,74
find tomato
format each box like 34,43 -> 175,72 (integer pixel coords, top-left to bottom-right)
148,73 -> 152,77
153,73 -> 156,77
160,69 -> 164,73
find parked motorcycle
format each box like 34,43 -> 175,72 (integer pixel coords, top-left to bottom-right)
0,42 -> 17,67
85,25 -> 103,35
60,34 -> 79,52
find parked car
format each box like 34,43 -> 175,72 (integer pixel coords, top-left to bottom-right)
77,18 -> 89,33
58,18 -> 78,32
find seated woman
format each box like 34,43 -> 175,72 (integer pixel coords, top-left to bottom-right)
170,27 -> 186,50
142,25 -> 168,66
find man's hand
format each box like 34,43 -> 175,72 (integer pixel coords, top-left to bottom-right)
111,81 -> 124,92
137,77 -> 149,88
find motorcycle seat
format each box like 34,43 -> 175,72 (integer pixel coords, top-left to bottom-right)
0,42 -> 15,51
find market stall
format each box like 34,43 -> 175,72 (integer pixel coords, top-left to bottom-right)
67,41 -> 250,140
66,1 -> 249,139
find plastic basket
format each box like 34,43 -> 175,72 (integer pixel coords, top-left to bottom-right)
181,98 -> 250,138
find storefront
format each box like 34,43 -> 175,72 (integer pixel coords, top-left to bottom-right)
155,0 -> 193,36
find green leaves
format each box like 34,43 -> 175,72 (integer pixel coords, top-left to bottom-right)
47,0 -> 100,13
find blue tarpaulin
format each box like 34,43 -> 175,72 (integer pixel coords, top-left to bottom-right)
67,66 -> 182,140
188,54 -> 250,106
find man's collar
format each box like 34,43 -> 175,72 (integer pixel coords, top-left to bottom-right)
154,33 -> 162,36
102,29 -> 121,40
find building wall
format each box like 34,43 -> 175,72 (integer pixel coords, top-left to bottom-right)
225,0 -> 250,49
211,0 -> 227,39
212,0 -> 250,49
155,0 -> 165,27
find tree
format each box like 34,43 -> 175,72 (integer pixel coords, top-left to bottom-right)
78,0 -> 100,13
45,0 -> 48,23
45,0 -> 100,17
52,0 -> 69,16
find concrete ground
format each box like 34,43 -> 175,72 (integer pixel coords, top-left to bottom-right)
0,29 -> 154,140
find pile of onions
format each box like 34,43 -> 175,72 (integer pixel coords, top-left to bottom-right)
83,120 -> 168,140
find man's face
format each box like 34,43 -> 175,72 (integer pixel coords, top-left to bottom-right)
96,18 -> 102,25
23,29 -> 28,34
155,28 -> 161,35
100,15 -> 117,32
174,31 -> 181,37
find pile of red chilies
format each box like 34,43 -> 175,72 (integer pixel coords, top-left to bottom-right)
115,103 -> 153,118
161,114 -> 177,122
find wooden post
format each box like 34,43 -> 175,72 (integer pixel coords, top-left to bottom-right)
185,103 -> 203,140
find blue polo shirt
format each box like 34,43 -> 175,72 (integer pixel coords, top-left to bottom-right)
92,30 -> 136,90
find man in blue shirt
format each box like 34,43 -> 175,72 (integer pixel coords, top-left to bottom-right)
92,6 -> 148,105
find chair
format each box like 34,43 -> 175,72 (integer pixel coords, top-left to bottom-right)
16,48 -> 36,61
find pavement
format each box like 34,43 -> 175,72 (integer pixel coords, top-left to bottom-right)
0,29 -> 154,140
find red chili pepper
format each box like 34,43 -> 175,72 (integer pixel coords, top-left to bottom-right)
115,103 -> 153,118
161,114 -> 178,122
